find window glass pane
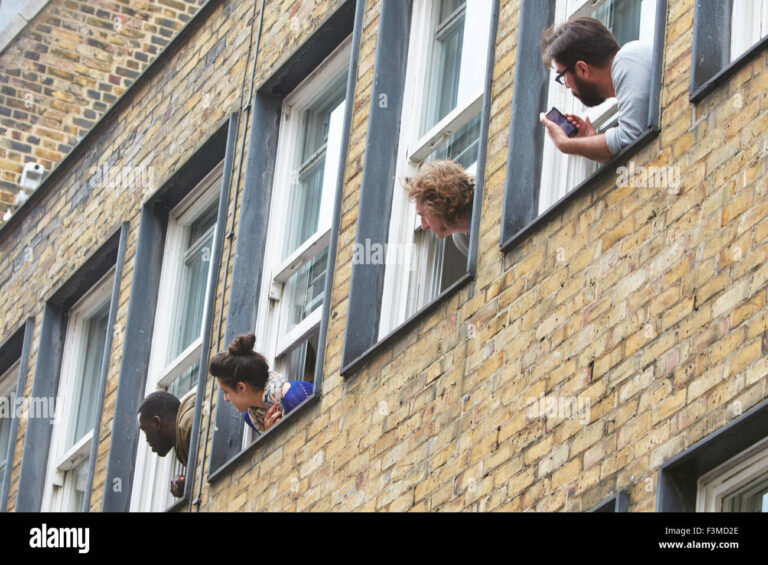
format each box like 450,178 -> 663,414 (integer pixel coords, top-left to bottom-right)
426,114 -> 481,168
591,0 -> 642,46
72,304 -> 109,446
423,2 -> 465,134
168,362 -> 198,400
285,247 -> 328,331
279,332 -> 318,383
172,203 -> 217,358
286,156 -> 325,257
188,204 -> 218,245
284,79 -> 346,258
721,473 -> 768,512
421,0 -> 491,135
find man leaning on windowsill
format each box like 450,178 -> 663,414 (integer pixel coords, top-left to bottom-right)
539,17 -> 653,164
405,159 -> 473,257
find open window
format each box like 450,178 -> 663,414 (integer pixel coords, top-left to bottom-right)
691,0 -> 768,102
379,0 -> 492,335
658,399 -> 768,511
500,0 -> 665,251
340,0 -> 498,375
697,436 -> 768,512
15,228 -> 124,513
539,0 -> 659,212
207,0 -> 356,477
130,163 -> 222,512
41,272 -> 113,512
245,39 -> 351,444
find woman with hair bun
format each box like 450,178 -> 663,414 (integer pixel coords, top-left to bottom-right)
209,333 -> 314,433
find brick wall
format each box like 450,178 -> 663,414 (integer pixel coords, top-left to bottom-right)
1,0 -> 767,513
0,0 -> 205,222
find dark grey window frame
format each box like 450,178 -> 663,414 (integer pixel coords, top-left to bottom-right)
690,0 -> 768,103
0,317 -> 34,512
15,223 -> 127,512
500,0 -> 667,253
339,0 -> 500,377
101,113 -> 238,512
589,489 -> 629,512
207,0 -> 359,483
657,398 -> 768,512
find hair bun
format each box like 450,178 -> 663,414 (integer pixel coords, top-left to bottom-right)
228,333 -> 256,355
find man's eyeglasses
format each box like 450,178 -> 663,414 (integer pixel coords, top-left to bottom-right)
554,66 -> 572,86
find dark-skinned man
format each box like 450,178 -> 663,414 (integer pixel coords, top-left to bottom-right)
138,390 -> 195,498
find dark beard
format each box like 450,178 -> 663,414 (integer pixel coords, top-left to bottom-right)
572,76 -> 606,107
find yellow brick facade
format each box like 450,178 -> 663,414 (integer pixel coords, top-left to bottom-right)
0,0 -> 205,220
0,0 -> 767,513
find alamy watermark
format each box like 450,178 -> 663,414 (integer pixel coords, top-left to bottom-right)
352,238 -> 416,270
0,393 -> 57,421
526,393 -> 591,425
616,161 -> 681,194
30,524 -> 89,554
88,164 -> 155,190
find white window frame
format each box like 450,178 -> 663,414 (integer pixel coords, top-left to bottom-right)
379,0 -> 492,338
247,37 -> 351,446
41,269 -> 114,512
539,0 -> 658,213
697,436 -> 768,512
0,359 -> 19,488
730,0 -> 768,61
130,161 -> 222,512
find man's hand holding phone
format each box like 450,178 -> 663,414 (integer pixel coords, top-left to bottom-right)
540,106 -> 608,161
563,113 -> 597,138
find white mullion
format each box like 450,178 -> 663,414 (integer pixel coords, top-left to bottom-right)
456,0 -> 492,104
318,99 -> 346,232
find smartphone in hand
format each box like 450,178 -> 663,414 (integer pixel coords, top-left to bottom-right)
546,107 -> 578,138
